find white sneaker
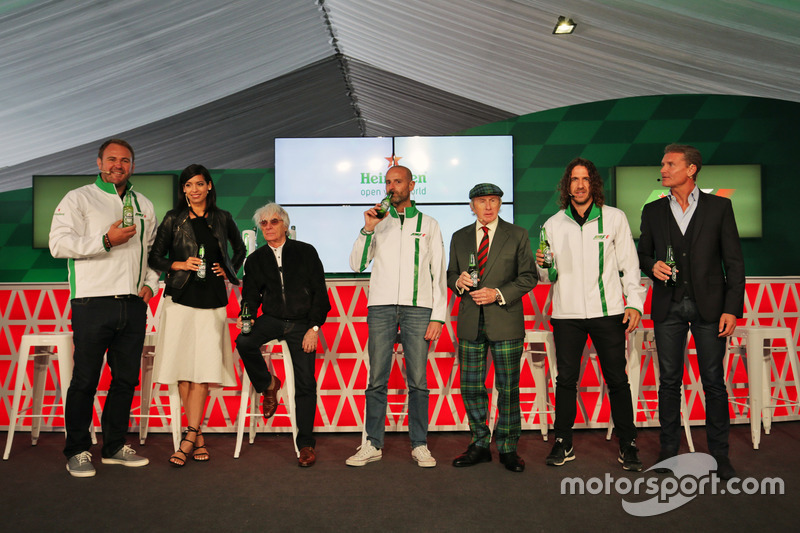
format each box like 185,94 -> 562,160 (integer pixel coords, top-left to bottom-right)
411,445 -> 437,467
101,445 -> 150,467
346,441 -> 382,466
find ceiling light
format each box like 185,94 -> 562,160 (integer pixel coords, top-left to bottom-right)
553,16 -> 576,35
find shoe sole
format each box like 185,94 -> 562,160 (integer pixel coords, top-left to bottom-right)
66,464 -> 96,477
413,459 -> 437,468
101,458 -> 150,467
619,458 -> 644,472
346,453 -> 382,467
546,453 -> 575,467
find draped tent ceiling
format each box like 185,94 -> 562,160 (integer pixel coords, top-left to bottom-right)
1,0 -> 798,192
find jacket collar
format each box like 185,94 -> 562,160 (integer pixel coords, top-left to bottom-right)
390,201 -> 419,219
94,174 -> 131,196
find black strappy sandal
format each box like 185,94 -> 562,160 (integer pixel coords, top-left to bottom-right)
169,426 -> 198,468
193,429 -> 209,462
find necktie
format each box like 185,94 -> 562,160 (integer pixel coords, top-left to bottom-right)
477,226 -> 489,281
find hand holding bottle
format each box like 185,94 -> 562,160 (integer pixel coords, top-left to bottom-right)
106,219 -> 137,247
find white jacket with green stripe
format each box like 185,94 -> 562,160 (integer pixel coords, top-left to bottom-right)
349,203 -> 447,323
49,176 -> 160,299
537,204 -> 645,319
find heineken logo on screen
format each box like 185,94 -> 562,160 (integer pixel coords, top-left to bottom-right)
359,172 -> 428,199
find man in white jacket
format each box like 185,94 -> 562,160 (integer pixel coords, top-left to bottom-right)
50,139 -> 159,477
537,157 -> 645,471
346,165 -> 447,468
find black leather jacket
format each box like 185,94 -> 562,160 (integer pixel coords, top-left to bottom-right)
149,208 -> 246,289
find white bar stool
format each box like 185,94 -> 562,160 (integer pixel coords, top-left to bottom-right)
3,332 -> 96,460
608,328 -> 695,451
134,333 -> 182,451
726,326 -> 800,449
361,333 -> 409,446
234,340 -> 299,458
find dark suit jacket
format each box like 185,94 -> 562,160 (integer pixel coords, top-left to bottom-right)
447,218 -> 537,341
638,191 -> 745,323
240,239 -> 331,327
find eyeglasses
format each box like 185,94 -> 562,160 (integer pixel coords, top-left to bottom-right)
259,218 -> 283,227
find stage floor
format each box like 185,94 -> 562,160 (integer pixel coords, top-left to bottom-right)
2,422 -> 799,531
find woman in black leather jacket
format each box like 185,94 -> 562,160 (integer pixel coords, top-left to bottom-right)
148,164 -> 246,467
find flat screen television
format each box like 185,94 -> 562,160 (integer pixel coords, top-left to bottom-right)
614,165 -> 762,238
275,135 -> 514,205
32,174 -> 177,249
275,135 -> 514,273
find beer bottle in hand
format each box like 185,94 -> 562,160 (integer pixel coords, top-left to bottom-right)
665,245 -> 678,287
539,225 -> 553,268
197,244 -> 207,280
122,191 -> 134,227
375,193 -> 392,219
468,252 -> 479,290
241,301 -> 252,335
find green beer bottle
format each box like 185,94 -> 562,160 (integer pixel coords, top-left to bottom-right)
375,192 -> 392,219
241,301 -> 252,335
665,245 -> 677,287
197,244 -> 207,280
122,191 -> 134,228
468,252 -> 479,290
539,225 -> 553,268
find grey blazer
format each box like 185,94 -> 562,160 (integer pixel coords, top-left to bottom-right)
447,218 -> 538,342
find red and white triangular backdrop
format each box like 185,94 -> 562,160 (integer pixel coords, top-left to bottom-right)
1,278 -> 798,433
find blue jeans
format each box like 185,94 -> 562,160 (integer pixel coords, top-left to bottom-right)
655,297 -> 729,456
365,305 -> 432,449
64,296 -> 146,458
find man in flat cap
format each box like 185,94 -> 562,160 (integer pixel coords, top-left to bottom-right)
447,183 -> 537,472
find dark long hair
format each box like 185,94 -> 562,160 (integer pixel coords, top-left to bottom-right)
557,157 -> 605,209
176,164 -> 218,212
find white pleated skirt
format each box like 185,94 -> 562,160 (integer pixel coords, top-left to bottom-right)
152,295 -> 237,387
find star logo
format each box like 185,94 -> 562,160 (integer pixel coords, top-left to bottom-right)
385,155 -> 402,168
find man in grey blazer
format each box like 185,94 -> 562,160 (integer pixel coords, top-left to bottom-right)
448,183 -> 537,472
638,144 -> 745,480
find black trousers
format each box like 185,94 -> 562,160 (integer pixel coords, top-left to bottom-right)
235,314 -> 317,449
64,296 -> 146,458
551,315 -> 637,444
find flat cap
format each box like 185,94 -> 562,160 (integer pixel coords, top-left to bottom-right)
468,183 -> 504,199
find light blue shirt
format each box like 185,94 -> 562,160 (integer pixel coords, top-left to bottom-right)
668,184 -> 699,234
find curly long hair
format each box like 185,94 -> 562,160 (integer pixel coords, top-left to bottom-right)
557,157 -> 605,209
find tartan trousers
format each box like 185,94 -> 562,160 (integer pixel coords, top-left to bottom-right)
457,315 -> 523,453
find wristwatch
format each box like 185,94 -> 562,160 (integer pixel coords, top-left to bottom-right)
312,325 -> 320,332
495,289 -> 502,302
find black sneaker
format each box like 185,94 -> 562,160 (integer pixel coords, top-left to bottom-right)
546,438 -> 575,466
618,440 -> 643,472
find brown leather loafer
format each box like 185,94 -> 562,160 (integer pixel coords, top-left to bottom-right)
298,446 -> 316,467
261,376 -> 282,419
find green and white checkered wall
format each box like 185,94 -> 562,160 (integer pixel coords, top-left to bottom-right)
1,94 -> 798,282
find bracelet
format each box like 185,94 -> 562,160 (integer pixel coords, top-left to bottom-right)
103,233 -> 112,250
360,227 -> 375,236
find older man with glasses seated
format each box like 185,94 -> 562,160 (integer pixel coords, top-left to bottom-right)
235,203 -> 330,467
